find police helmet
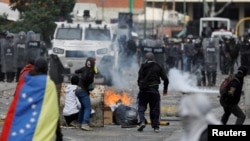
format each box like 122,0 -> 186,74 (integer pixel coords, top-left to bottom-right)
6,32 -> 14,39
19,31 -> 26,36
163,35 -> 169,42
195,38 -> 201,44
186,34 -> 193,42
0,30 -> 10,38
187,34 -> 193,39
27,30 -> 36,41
18,31 -> 26,39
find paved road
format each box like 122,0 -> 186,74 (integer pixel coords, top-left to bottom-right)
1,73 -> 250,141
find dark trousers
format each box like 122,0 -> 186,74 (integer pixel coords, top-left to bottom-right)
56,83 -> 63,141
137,88 -> 160,128
206,70 -> 216,86
64,113 -> 79,125
0,65 -> 4,81
220,99 -> 246,125
16,67 -> 23,82
6,72 -> 15,82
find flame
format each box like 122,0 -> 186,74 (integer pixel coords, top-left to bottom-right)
104,89 -> 131,107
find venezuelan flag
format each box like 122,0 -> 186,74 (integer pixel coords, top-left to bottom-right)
0,74 -> 59,141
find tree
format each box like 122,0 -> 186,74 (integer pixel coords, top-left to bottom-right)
2,0 -> 75,45
204,0 -> 232,17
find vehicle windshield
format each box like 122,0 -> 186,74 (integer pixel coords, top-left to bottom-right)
199,18 -> 231,37
202,20 -> 228,31
85,28 -> 111,41
55,28 -> 82,40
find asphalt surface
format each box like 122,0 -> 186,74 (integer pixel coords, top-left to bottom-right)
1,73 -> 250,141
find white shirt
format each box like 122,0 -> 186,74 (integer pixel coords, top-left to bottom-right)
63,84 -> 81,116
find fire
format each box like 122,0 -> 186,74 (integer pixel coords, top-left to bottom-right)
104,89 -> 131,107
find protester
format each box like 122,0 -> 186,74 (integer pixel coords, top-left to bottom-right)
63,75 -> 81,126
0,57 -> 59,141
13,57 -> 35,98
179,93 -> 221,141
136,52 -> 169,133
48,54 -> 64,141
220,66 -> 248,125
75,57 -> 96,131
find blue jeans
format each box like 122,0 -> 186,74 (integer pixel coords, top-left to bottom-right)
75,89 -> 91,124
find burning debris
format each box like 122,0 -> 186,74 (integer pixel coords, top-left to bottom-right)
104,89 -> 132,111
104,89 -> 138,127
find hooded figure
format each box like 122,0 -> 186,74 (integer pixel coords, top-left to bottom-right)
74,57 -> 96,131
75,57 -> 96,91
179,94 -> 221,141
220,66 -> 248,125
136,52 -> 168,133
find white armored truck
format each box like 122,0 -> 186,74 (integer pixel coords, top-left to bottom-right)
50,3 -> 118,82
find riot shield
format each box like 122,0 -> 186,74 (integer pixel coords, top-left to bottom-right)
139,39 -> 166,68
1,37 -> 17,73
26,31 -> 41,60
203,38 -> 219,71
0,38 -> 5,81
15,32 -> 27,69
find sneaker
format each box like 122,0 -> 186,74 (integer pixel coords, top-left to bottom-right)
137,122 -> 146,132
70,120 -> 80,128
81,124 -> 93,131
154,127 -> 159,133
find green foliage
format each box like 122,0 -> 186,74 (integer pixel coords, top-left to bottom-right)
1,0 -> 76,45
0,14 -> 8,29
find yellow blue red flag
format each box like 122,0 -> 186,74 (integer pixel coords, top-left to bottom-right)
0,74 -> 59,141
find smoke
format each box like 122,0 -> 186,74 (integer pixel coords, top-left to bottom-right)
96,47 -> 140,91
112,58 -> 139,90
167,68 -> 219,94
98,56 -> 219,95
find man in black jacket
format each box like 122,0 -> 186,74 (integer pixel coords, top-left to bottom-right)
137,52 -> 169,133
220,66 -> 248,125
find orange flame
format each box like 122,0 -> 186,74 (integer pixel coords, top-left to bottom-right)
104,89 -> 131,107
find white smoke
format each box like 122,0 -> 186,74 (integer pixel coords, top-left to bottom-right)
167,68 -> 219,94
111,58 -> 139,90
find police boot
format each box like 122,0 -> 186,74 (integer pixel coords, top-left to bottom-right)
212,73 -> 216,86
202,75 -> 206,86
206,73 -> 212,86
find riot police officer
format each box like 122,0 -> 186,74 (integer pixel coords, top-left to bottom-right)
239,32 -> 250,74
0,30 -> 8,81
165,38 -> 180,72
193,37 -> 206,86
15,31 -> 27,82
204,38 -> 218,86
183,35 -> 195,72
220,35 -> 239,74
1,32 -> 17,82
